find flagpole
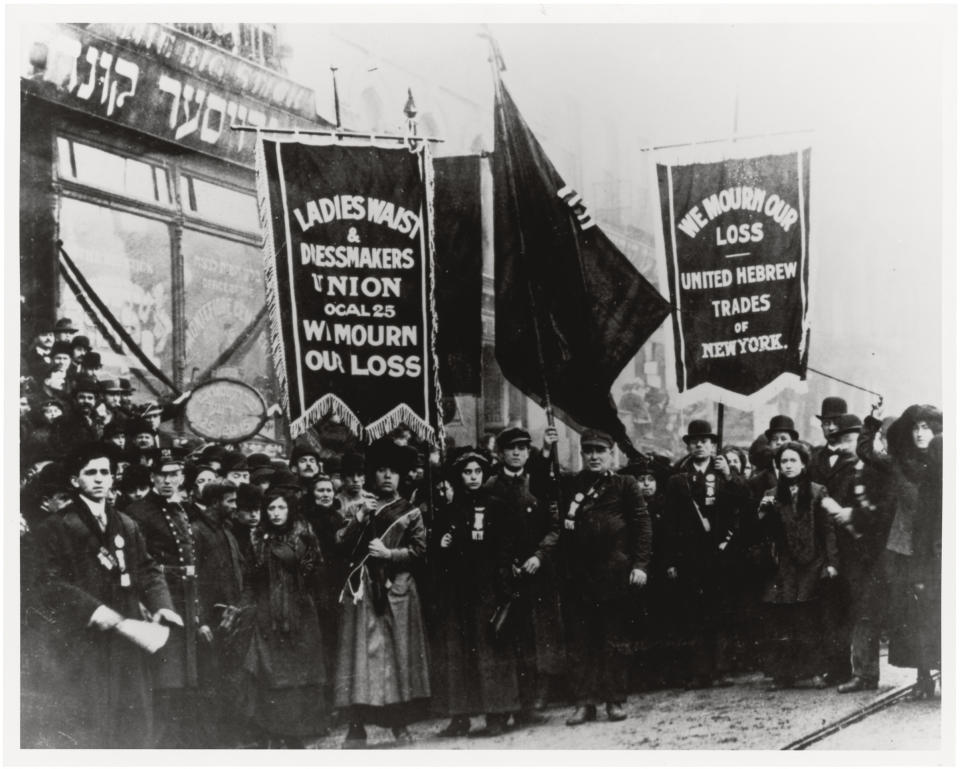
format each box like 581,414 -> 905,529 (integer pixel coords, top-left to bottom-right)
485,36 -> 556,429
484,30 -> 561,482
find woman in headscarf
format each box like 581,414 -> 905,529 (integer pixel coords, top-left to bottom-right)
430,449 -> 522,738
240,488 -> 325,747
333,438 -> 430,748
756,442 -> 839,689
858,402 -> 942,697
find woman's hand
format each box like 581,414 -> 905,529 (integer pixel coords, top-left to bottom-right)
713,454 -> 731,479
629,568 -> 648,587
440,532 -> 453,549
823,565 -> 838,579
870,397 -> 884,421
368,537 -> 391,560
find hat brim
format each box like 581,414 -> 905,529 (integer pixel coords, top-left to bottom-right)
581,441 -> 613,450
683,433 -> 718,443
764,430 -> 799,441
834,426 -> 862,436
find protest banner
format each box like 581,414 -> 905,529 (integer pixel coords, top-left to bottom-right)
255,138 -> 440,442
657,150 -> 811,398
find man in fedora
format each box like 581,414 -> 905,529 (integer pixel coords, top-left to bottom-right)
663,419 -> 747,689
53,317 -> 78,344
809,397 -> 849,485
561,429 -> 652,726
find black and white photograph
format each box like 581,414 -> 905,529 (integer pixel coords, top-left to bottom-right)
7,2 -> 956,761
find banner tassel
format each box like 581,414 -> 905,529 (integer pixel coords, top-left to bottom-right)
290,393 -> 365,440
365,403 -> 435,444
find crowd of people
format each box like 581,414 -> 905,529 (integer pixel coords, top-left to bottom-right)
19,321 -> 943,750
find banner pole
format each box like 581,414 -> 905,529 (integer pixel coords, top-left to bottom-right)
716,402 -> 725,451
484,29 -> 562,489
485,37 -> 555,431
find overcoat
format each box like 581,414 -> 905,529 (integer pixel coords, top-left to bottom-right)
486,470 -> 566,675
242,520 -> 325,689
126,492 -> 201,690
858,409 -> 942,669
758,481 -> 839,604
29,499 -> 173,748
334,497 -> 431,709
429,488 -> 521,716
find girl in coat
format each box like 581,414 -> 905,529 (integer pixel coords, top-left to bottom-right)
756,442 -> 839,689
430,450 -> 522,737
334,439 -> 431,748
857,403 -> 942,697
240,489 -> 325,747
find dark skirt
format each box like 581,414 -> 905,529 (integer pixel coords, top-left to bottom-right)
760,601 -> 825,681
884,551 -> 940,670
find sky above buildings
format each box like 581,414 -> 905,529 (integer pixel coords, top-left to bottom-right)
280,8 -> 952,415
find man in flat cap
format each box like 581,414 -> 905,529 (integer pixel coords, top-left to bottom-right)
25,441 -> 175,747
561,429 -> 652,726
126,447 -> 205,746
484,426 -> 565,725
663,419 -> 748,690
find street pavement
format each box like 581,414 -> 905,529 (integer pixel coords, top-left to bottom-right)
305,654 -> 939,751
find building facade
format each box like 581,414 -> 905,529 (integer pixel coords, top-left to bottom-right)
20,22 -> 334,448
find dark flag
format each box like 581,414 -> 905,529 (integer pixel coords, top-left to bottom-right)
493,82 -> 671,455
657,151 -> 811,397
434,155 -> 483,395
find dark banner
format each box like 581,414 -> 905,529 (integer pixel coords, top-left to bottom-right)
657,151 -> 811,396
434,155 -> 482,396
256,139 -> 439,442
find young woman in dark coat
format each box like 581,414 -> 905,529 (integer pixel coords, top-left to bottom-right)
756,442 -> 839,689
857,402 -> 942,696
240,489 -> 326,747
430,449 -> 523,737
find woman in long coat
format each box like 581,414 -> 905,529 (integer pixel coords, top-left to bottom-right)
240,489 -> 325,747
334,439 -> 431,748
756,442 -> 839,689
430,450 -> 522,737
858,403 -> 942,696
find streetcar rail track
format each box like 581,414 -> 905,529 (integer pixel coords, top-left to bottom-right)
782,672 -> 941,750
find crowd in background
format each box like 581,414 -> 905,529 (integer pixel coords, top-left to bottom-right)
20,319 -> 943,749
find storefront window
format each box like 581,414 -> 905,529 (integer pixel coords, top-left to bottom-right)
180,228 -> 273,400
180,174 -> 259,231
56,136 -> 170,205
57,197 -> 173,380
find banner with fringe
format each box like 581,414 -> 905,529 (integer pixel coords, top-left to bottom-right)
255,137 -> 440,444
657,150 -> 811,398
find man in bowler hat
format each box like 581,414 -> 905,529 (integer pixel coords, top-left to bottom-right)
663,420 -> 747,689
809,397 -> 849,485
